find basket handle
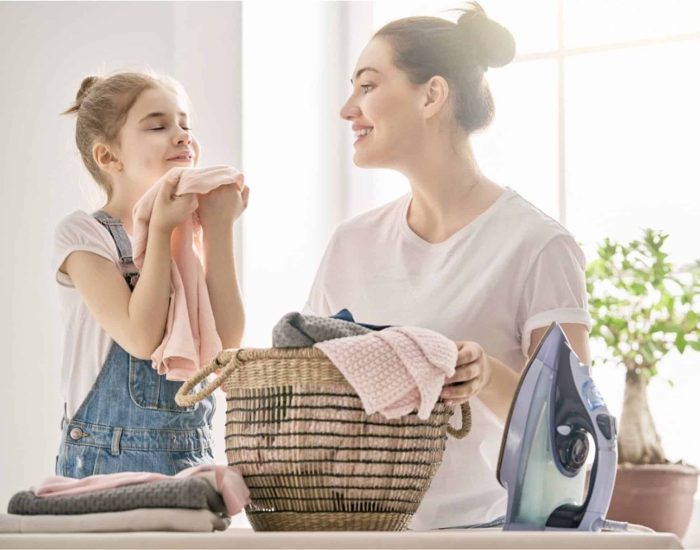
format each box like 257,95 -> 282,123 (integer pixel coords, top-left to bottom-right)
177,350 -> 473,440
175,349 -> 240,407
446,402 -> 471,439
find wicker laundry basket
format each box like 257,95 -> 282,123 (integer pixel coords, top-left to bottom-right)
175,347 -> 471,531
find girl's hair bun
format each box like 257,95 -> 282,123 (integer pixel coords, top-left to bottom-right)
62,75 -> 101,115
76,76 -> 101,104
456,3 -> 515,70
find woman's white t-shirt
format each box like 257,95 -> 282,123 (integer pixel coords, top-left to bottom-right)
53,211 -> 128,418
303,187 -> 592,530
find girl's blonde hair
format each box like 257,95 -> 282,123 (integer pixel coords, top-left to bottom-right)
62,70 -> 189,200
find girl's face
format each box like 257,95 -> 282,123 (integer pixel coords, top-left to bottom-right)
340,38 -> 426,169
116,86 -> 199,190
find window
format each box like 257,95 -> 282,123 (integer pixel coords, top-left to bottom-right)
359,0 -> 700,467
239,0 -> 699,468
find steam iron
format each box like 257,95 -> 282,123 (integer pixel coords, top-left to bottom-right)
497,322 -> 617,531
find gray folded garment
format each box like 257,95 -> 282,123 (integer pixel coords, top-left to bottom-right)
272,312 -> 371,348
8,477 -> 226,516
0,508 -> 230,533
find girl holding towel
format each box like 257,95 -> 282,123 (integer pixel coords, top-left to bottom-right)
304,3 -> 591,530
54,71 -> 248,478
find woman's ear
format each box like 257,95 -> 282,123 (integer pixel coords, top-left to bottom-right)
423,75 -> 450,119
92,143 -> 123,175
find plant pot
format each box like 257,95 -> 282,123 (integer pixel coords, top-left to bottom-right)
607,463 -> 698,539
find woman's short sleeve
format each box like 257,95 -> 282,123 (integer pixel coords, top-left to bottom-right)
53,212 -> 117,288
516,233 -> 592,357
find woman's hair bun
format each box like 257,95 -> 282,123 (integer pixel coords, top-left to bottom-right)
456,3 -> 515,69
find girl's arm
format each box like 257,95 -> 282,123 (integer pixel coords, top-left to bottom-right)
62,172 -> 199,359
196,178 -> 249,349
61,225 -> 173,359
202,226 -> 245,348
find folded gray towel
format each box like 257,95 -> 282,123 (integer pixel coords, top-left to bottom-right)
8,477 -> 226,516
272,312 -> 371,348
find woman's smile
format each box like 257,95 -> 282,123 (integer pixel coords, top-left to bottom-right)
353,125 -> 374,146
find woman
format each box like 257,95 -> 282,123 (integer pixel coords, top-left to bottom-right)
303,4 -> 592,530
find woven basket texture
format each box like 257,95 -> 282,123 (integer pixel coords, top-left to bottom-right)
218,347 -> 471,531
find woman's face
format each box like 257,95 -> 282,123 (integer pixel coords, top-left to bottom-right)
115,86 -> 199,190
340,38 -> 427,169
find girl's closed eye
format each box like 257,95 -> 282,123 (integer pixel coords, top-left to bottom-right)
360,84 -> 375,94
149,126 -> 191,131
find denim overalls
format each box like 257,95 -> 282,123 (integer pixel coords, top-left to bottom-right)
56,210 -> 216,478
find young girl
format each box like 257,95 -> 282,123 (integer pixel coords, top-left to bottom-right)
54,71 -> 248,478
304,4 -> 591,530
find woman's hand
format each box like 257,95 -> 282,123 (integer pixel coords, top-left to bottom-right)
440,341 -> 493,405
197,176 -> 249,235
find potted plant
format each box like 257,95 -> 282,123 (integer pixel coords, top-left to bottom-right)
586,228 -> 700,538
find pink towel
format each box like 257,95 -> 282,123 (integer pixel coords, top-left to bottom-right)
315,326 -> 458,419
131,166 -> 244,381
34,464 -> 249,516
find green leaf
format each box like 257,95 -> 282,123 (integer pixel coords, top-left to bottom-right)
675,332 -> 687,353
586,228 -> 700,372
687,341 -> 700,352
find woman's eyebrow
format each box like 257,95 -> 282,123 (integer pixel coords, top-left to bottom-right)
138,111 -> 188,123
350,67 -> 380,84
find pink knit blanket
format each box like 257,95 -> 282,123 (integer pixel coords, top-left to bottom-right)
34,465 -> 249,516
131,166 -> 243,381
315,326 -> 458,419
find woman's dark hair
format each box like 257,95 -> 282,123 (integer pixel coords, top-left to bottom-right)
374,2 -> 515,135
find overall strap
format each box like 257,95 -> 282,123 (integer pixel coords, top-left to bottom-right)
92,210 -> 140,289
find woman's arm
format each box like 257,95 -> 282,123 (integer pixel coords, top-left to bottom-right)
441,323 -> 591,422
528,323 -> 591,365
475,354 -> 519,421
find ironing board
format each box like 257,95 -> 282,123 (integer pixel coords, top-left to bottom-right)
0,528 -> 683,548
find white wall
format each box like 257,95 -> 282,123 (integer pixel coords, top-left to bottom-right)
0,0 -> 242,511
1,2 -> 698,542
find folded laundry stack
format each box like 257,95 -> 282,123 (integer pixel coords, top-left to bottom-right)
1,464 -> 249,533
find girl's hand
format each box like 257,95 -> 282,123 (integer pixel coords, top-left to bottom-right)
440,341 -> 492,405
150,169 -> 199,234
197,176 -> 249,234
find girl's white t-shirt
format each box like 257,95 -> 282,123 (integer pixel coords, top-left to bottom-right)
303,187 -> 592,530
53,211 -> 127,418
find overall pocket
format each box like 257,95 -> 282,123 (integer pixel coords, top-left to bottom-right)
128,356 -> 196,412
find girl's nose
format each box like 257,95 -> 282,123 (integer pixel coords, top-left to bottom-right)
340,98 -> 361,121
175,128 -> 192,145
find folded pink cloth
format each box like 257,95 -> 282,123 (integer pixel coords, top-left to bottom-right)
315,326 -> 458,419
131,165 -> 244,381
34,464 -> 249,517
